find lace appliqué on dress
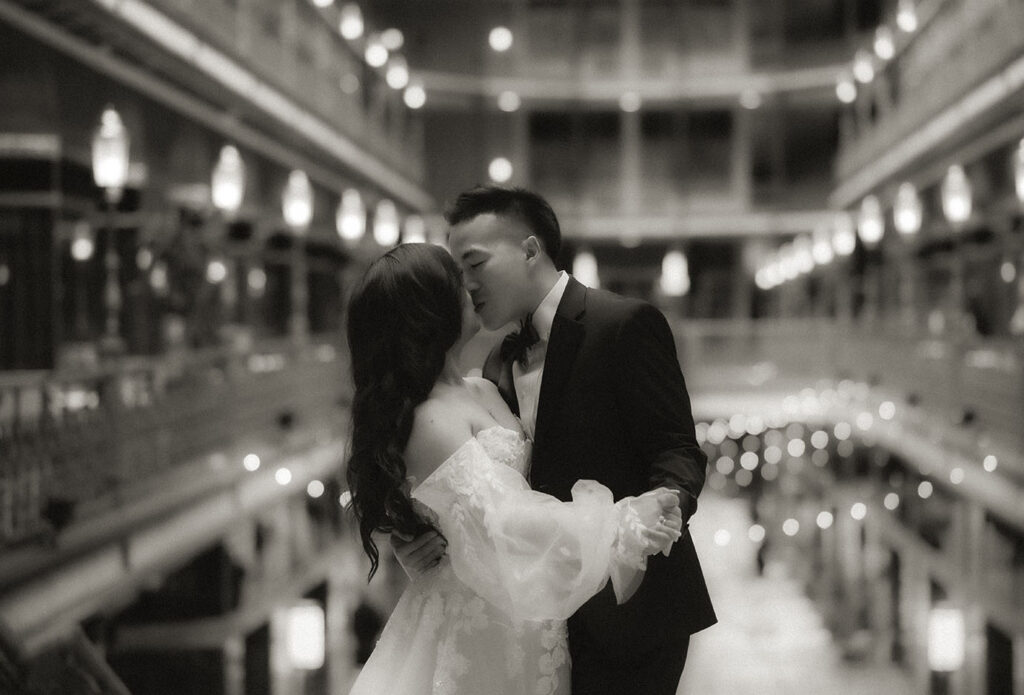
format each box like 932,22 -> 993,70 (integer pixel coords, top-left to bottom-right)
535,621 -> 569,695
612,499 -> 650,572
475,426 -> 531,477
432,593 -> 491,695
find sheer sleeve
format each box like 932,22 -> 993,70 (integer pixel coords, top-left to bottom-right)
412,438 -> 656,622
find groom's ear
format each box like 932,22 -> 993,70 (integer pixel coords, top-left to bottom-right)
522,235 -> 542,261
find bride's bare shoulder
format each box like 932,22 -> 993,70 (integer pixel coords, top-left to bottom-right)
462,377 -> 519,430
404,398 -> 475,482
463,376 -> 500,397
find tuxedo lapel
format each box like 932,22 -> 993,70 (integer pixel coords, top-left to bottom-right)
534,279 -> 586,450
500,356 -> 519,416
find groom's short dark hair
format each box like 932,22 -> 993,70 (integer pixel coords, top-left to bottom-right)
445,185 -> 562,265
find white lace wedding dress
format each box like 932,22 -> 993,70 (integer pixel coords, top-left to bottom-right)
348,425 -> 657,695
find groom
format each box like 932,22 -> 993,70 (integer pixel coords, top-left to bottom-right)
397,186 -> 716,693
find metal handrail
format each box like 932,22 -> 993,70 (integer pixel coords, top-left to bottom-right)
673,317 -> 1024,471
0,333 -> 348,547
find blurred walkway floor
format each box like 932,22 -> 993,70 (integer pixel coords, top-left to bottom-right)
678,492 -> 913,695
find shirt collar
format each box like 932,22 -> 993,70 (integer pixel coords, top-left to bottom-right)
530,271 -> 570,342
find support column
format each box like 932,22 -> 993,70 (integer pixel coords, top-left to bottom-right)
844,494 -> 867,640
959,501 -> 987,695
864,513 -> 893,662
901,545 -> 933,694
509,108 -> 530,188
899,243 -> 918,329
99,198 -> 125,357
234,249 -> 250,329
510,0 -> 528,76
290,238 -> 308,345
815,266 -> 834,318
732,106 -> 753,209
224,635 -> 245,695
861,252 -> 882,326
620,0 -> 641,76
947,247 -> 971,336
732,243 -> 753,319
734,0 -> 751,68
619,0 -> 642,217
836,257 -> 854,323
620,110 -> 642,216
770,99 -> 787,202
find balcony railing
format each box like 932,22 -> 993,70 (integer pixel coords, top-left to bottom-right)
675,319 -> 1024,475
0,333 -> 349,548
679,318 -> 1024,627
836,0 -> 1024,183
521,2 -> 744,80
142,0 -> 424,182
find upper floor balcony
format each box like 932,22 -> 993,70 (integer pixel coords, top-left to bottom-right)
523,103 -> 840,238
11,0 -> 427,189
676,319 -> 1024,516
0,329 -> 353,675
162,0 -> 425,182
834,0 -> 1024,199
0,331 -> 349,552
520,1 -> 747,81
677,317 -> 1024,645
383,0 -> 863,108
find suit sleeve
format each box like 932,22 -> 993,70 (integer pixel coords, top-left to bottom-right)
613,303 -> 707,520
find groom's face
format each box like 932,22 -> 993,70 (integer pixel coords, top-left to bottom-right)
448,213 -> 534,331
459,287 -> 481,342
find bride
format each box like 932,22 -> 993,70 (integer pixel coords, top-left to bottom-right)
344,243 -> 683,695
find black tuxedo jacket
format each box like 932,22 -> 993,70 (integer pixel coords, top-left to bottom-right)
484,278 -> 717,664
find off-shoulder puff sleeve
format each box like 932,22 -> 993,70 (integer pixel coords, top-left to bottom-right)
412,438 -> 663,622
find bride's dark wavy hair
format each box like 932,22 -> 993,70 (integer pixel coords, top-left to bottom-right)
345,243 -> 462,579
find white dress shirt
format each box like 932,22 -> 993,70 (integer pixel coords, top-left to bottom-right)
513,272 -> 570,441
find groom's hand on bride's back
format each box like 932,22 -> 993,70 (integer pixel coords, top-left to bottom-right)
390,530 -> 446,579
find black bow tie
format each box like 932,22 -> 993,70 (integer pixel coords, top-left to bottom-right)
500,314 -> 541,367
